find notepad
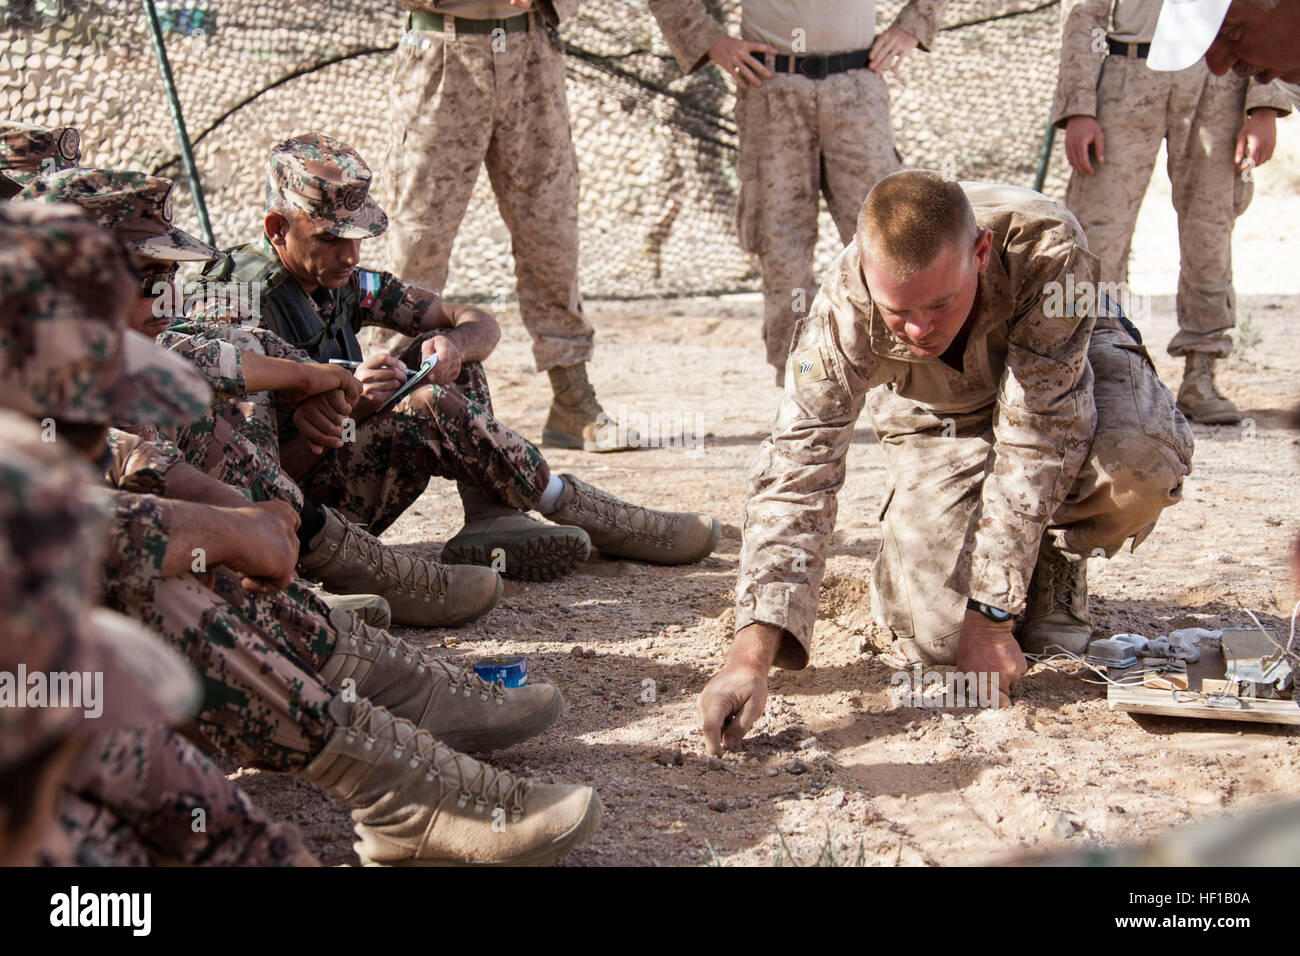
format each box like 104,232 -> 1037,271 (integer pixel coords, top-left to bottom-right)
374,354 -> 439,414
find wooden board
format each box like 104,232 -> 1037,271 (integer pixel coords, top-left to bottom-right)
1107,639 -> 1300,725
1107,685 -> 1300,724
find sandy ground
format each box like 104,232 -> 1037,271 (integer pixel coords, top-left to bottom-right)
225,140 -> 1300,867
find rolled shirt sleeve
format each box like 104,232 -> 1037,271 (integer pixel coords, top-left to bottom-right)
889,0 -> 948,51
646,0 -> 730,74
1246,78 -> 1294,117
355,269 -> 440,338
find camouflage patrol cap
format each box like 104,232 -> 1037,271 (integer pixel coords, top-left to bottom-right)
267,132 -> 388,239
17,167 -> 219,261
0,121 -> 81,181
0,202 -> 212,428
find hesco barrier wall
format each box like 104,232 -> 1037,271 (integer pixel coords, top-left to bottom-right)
2,0 -> 1071,299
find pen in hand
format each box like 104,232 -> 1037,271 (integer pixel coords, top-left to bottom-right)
328,358 -> 417,378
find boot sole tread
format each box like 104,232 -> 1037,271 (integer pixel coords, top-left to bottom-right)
442,533 -> 592,582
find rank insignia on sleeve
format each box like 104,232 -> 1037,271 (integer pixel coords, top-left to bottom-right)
792,347 -> 828,387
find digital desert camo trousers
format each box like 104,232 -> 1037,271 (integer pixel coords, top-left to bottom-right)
734,66 -> 901,374
1065,58 -> 1256,358
378,18 -> 594,371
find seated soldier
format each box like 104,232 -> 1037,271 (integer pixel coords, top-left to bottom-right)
175,132 -> 720,584
0,202 -> 601,866
18,166 -> 493,628
0,202 -> 315,867
700,172 -> 1194,751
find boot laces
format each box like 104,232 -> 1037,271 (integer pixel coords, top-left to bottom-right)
351,702 -> 530,817
342,521 -> 449,601
569,478 -> 675,546
356,626 -> 506,704
1186,355 -> 1228,401
556,366 -> 603,417
1042,546 -> 1084,615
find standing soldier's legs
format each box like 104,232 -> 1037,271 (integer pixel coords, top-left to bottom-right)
1164,64 -> 1252,423
485,26 -> 623,452
735,73 -> 823,381
1065,57 -> 1168,294
485,25 -> 592,374
1165,63 -> 1248,361
819,68 -> 901,242
372,26 -> 494,358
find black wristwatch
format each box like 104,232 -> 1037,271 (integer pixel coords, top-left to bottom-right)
966,598 -> 1013,623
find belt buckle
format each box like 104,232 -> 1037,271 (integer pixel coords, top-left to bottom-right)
799,54 -> 828,80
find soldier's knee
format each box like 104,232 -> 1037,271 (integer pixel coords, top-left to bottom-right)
1098,432 -> 1188,516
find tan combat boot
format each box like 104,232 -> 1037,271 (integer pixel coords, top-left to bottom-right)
442,484 -> 591,582
1176,353 -> 1242,425
299,505 -> 502,627
302,698 -> 602,866
543,362 -> 639,452
310,590 -> 392,629
1019,537 -> 1092,656
547,474 -> 720,565
319,609 -> 564,752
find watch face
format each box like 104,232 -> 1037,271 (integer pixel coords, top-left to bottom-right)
969,599 -> 1010,621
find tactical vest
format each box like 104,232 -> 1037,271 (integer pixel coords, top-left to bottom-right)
194,240 -> 365,366
192,240 -> 366,439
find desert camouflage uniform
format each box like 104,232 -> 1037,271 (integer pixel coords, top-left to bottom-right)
650,0 -> 946,374
735,183 -> 1194,667
373,0 -> 594,370
1054,0 -> 1292,358
0,395 -> 308,867
100,428 -> 341,770
140,326 -> 307,508
180,237 -> 550,534
48,723 -> 314,866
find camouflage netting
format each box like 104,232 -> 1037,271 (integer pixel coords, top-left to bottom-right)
1,0 -> 1071,299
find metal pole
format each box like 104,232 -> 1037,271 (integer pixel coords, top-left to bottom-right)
1033,119 -> 1057,194
142,0 -> 215,245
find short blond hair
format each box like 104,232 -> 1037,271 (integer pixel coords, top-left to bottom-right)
857,170 -> 978,279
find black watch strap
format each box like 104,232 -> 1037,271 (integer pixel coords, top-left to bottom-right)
966,598 -> 1012,623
